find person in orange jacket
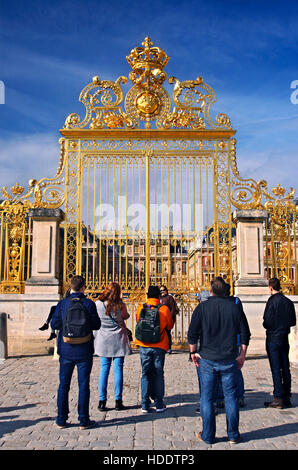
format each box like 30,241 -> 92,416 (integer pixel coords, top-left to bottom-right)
135,286 -> 174,413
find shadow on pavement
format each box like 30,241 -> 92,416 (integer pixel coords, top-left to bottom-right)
0,404 -> 37,413
245,355 -> 268,361
243,391 -> 297,411
0,417 -> 53,439
94,401 -> 202,428
166,393 -> 198,405
240,422 -> 298,442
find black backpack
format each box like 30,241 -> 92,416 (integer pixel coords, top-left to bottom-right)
62,297 -> 92,344
135,303 -> 162,343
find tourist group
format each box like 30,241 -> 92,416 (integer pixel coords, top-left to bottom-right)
40,274 -> 296,444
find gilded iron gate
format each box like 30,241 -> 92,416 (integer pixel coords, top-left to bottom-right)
0,37 -> 297,345
62,137 -> 234,296
57,37 -> 239,346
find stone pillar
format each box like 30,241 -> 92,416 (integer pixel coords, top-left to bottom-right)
289,316 -> 298,365
26,208 -> 64,294
233,209 -> 268,295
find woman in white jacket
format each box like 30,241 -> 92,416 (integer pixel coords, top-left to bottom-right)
94,283 -> 132,411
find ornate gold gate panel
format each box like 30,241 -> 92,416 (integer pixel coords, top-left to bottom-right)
0,177 -> 64,293
264,185 -> 297,294
60,136 -> 235,298
60,37 -> 238,307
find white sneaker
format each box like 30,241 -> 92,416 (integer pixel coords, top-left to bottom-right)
156,404 -> 167,413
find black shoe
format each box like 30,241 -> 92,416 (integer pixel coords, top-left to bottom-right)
238,398 -> 246,407
39,323 -> 49,331
98,400 -> 107,411
216,399 -> 225,408
47,332 -> 57,341
283,397 -> 292,408
115,399 -> 125,411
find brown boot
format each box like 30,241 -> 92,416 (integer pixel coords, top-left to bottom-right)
264,397 -> 284,409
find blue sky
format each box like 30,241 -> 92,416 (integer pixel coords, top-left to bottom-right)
0,0 -> 298,195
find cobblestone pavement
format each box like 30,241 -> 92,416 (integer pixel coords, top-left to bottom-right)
0,351 -> 297,451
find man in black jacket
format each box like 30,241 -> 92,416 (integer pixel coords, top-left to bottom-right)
263,278 -> 296,409
188,277 -> 251,445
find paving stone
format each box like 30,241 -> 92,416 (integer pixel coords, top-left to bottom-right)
0,353 -> 297,450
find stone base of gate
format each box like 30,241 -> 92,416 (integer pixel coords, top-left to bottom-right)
0,293 -> 61,357
25,277 -> 62,295
238,294 -> 298,363
1,294 -> 297,365
234,278 -> 269,296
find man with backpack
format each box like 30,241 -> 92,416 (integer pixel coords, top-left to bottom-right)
51,275 -> 101,430
135,286 -> 174,414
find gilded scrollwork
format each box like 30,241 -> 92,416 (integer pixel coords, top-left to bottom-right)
154,75 -> 232,130
0,155 -> 65,293
230,138 -> 268,209
263,185 -> 297,293
62,37 -> 234,131
64,75 -> 138,130
229,138 -> 297,292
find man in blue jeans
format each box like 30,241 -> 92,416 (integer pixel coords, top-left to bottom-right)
215,283 -> 246,408
51,275 -> 101,429
135,286 -> 174,413
188,277 -> 251,445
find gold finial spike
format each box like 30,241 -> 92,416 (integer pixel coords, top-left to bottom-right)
126,37 -> 169,87
142,36 -> 153,49
272,183 -> 286,197
11,183 -> 25,196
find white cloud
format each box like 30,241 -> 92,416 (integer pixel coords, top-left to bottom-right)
0,133 -> 61,191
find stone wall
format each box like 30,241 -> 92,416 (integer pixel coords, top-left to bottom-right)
238,295 -> 298,362
1,293 -> 297,365
0,293 -> 60,356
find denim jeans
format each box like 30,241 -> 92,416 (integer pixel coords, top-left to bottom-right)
99,356 -> 125,401
57,356 -> 93,426
139,347 -> 166,410
214,368 -> 244,401
198,358 -> 240,443
266,337 -> 291,398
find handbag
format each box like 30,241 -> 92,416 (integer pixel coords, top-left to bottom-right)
126,327 -> 133,342
108,310 -> 133,343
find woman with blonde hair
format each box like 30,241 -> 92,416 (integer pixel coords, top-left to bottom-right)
94,283 -> 132,411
